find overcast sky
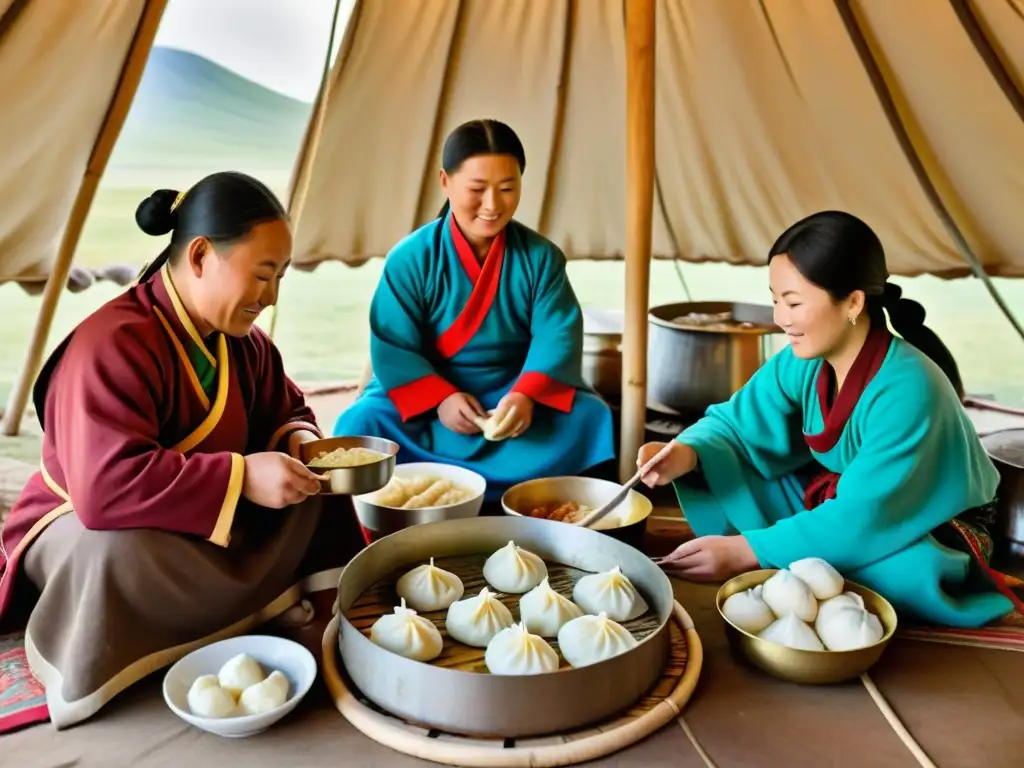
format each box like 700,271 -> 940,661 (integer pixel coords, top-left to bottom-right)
153,0 -> 355,102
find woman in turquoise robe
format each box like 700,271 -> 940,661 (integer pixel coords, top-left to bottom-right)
335,120 -> 615,498
639,211 -> 1019,627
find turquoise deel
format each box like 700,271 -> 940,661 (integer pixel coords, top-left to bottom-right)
334,214 -> 615,500
673,338 -> 1013,627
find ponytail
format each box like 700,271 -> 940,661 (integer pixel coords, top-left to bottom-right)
876,282 -> 964,399
436,199 -> 450,219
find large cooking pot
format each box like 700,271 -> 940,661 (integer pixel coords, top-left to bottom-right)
980,428 -> 1024,558
648,301 -> 783,414
581,307 -> 623,398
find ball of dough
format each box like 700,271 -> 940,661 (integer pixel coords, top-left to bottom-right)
722,584 -> 775,635
396,557 -> 465,612
370,598 -> 444,661
758,615 -> 824,651
217,653 -> 266,699
817,607 -> 884,651
518,578 -> 584,637
557,612 -> 638,668
239,670 -> 290,715
814,591 -> 865,635
761,569 -> 817,623
789,557 -> 844,601
484,622 -> 559,675
482,541 -> 548,594
187,674 -> 236,718
572,566 -> 648,623
445,587 -> 515,647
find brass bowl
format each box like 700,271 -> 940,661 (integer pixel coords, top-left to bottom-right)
501,476 -> 654,548
716,569 -> 898,685
299,436 -> 399,496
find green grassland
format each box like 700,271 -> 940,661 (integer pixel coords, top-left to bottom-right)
2,47 -> 1023,464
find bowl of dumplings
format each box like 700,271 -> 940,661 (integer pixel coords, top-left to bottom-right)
716,558 -> 898,685
162,635 -> 317,737
351,462 -> 486,535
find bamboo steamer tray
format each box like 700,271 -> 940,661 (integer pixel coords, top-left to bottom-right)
322,602 -> 703,767
334,516 -> 676,738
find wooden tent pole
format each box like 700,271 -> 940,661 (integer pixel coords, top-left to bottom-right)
619,0 -> 656,481
1,0 -> 168,436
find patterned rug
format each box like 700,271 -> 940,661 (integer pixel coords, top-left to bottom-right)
0,632 -> 49,733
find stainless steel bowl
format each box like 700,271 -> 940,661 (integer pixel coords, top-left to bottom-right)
335,516 -> 674,737
299,436 -> 398,496
501,476 -> 654,548
352,462 -> 486,536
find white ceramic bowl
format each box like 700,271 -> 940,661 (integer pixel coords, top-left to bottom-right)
352,462 -> 487,536
162,634 -> 317,738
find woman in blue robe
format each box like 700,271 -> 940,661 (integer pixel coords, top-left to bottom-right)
335,119 -> 615,499
638,211 -> 1020,627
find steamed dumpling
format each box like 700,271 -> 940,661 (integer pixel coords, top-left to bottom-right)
722,584 -> 775,635
396,557 -> 465,612
518,578 -> 585,637
789,557 -> 844,601
445,587 -> 515,647
187,674 -> 236,718
484,622 -> 559,675
239,670 -> 290,715
761,570 -> 817,622
817,607 -> 884,651
370,598 -> 444,661
815,591 -> 865,635
482,541 -> 548,594
217,653 -> 265,699
758,615 -> 824,651
557,611 -> 638,668
572,566 -> 649,622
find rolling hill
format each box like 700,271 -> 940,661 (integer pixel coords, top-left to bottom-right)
105,46 -> 312,187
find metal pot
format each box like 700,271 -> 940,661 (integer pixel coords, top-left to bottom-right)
980,428 -> 1024,558
582,308 -> 623,398
647,301 -> 782,414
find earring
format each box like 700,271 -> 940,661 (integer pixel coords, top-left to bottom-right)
848,315 -> 857,326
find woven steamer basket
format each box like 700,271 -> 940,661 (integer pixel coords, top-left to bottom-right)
323,516 -> 704,766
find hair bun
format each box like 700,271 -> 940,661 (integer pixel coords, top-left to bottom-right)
135,189 -> 180,236
881,281 -> 902,305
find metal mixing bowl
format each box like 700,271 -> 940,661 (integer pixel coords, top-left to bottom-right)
716,569 -> 898,685
351,462 -> 486,536
335,516 -> 675,737
299,436 -> 398,496
501,476 -> 654,548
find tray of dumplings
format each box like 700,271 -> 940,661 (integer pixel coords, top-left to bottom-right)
333,516 -> 675,738
350,543 -> 659,674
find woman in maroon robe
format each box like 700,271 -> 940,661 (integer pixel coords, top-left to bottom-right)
0,171 -> 364,728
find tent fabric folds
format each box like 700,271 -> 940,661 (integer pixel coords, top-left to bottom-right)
2,0 -> 1024,288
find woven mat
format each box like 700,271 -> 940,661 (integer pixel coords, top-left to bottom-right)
0,632 -> 49,734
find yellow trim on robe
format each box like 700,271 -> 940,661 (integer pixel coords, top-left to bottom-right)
266,420 -> 322,452
154,307 -> 211,411
160,267 -> 216,368
173,333 -> 230,455
208,452 -> 244,547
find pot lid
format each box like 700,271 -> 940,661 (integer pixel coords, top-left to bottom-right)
981,428 -> 1024,470
582,307 -> 623,336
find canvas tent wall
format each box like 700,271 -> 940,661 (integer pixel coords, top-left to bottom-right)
1,0 -> 1023,467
